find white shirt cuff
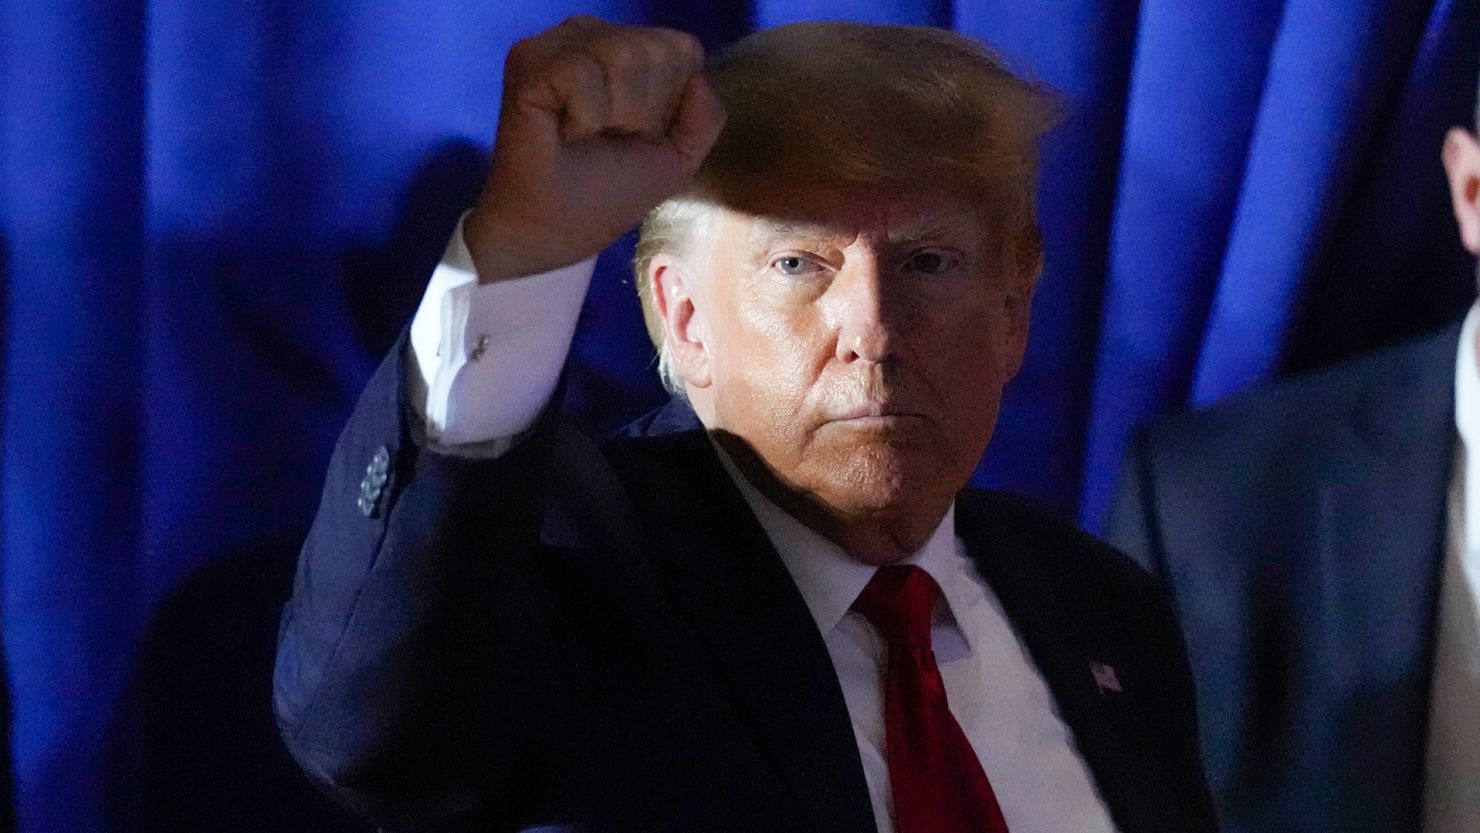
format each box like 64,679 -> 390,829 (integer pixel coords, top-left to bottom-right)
407,214 -> 596,452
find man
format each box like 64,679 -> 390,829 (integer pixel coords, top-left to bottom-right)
1106,99 -> 1480,832
276,17 -> 1215,833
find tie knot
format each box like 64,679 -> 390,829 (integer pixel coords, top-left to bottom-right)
851,565 -> 940,650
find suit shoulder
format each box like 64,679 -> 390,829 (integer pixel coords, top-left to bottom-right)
959,489 -> 1157,595
1144,322 -> 1459,461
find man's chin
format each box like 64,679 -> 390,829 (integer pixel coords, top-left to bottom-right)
815,450 -> 950,518
812,469 -> 957,561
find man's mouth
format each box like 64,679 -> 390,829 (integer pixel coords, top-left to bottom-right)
826,403 -> 927,427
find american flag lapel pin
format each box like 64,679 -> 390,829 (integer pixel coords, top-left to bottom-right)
1089,660 -> 1123,694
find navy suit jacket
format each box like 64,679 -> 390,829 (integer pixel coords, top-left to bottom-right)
1107,322 -> 1462,833
275,339 -> 1217,833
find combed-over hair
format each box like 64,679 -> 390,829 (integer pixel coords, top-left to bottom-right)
634,21 -> 1060,395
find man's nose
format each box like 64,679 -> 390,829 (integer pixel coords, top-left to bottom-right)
833,258 -> 899,364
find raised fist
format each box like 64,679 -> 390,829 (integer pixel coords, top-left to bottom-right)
465,16 -> 726,283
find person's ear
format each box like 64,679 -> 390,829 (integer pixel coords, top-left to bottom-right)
999,282 -> 1033,379
1443,127 -> 1480,255
999,232 -> 1041,379
649,254 -> 712,389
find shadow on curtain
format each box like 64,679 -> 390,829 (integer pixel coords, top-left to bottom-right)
97,142 -> 489,833
126,532 -> 370,833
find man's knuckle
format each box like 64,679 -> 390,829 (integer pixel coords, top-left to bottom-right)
642,37 -> 676,72
601,41 -> 642,74
664,31 -> 703,64
560,14 -> 601,29
506,36 -> 538,68
568,56 -> 604,86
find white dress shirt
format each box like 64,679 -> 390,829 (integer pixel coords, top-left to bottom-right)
410,217 -> 1119,832
1422,303 -> 1480,832
407,216 -> 596,450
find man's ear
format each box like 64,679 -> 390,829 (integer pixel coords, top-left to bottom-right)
1443,127 -> 1480,255
999,235 -> 1041,379
1000,280 -> 1034,379
649,253 -> 712,389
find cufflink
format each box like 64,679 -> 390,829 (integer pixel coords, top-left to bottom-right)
357,445 -> 390,517
470,334 -> 490,361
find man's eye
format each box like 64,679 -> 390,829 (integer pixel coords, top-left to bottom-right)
771,255 -> 819,276
906,250 -> 956,274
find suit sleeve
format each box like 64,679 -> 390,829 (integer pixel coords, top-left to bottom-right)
273,334 -> 574,831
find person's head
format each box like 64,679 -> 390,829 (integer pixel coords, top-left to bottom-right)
635,22 -> 1057,560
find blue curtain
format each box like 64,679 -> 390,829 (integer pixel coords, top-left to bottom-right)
2,1 -> 1475,831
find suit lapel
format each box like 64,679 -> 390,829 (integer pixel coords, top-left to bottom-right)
1310,326 -> 1458,830
608,428 -> 877,833
955,493 -> 1211,833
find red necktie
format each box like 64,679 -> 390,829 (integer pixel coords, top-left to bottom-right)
852,565 -> 1010,833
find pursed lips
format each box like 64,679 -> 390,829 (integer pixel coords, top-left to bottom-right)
824,402 -> 928,426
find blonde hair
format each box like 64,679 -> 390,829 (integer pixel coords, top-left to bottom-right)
634,21 -> 1059,395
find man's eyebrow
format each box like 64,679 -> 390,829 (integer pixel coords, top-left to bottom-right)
746,219 -> 835,247
884,216 -> 978,244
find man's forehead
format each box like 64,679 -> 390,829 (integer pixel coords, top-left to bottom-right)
739,200 -> 985,246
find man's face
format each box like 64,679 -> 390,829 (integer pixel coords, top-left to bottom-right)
689,185 -> 1032,536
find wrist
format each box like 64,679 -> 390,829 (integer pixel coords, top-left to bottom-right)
463,205 -> 519,284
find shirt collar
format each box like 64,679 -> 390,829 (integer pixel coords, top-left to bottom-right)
713,444 -> 977,650
1455,302 -> 1480,551
1456,303 -> 1480,446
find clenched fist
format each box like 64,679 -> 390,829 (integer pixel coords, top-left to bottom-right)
465,16 -> 726,283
